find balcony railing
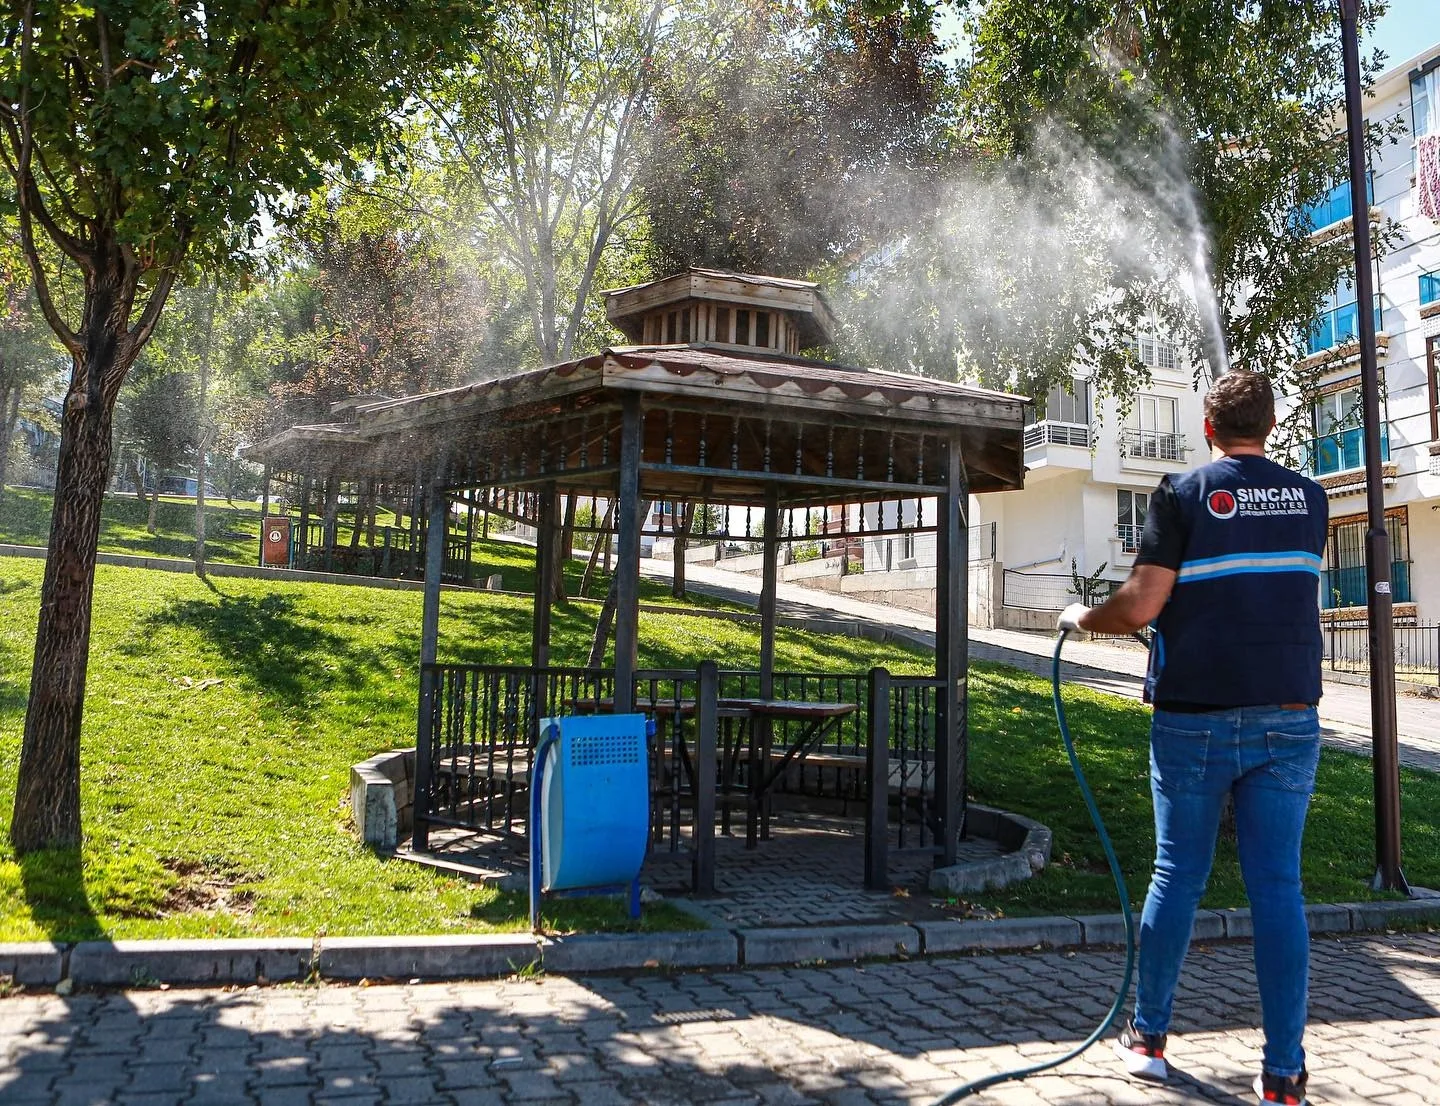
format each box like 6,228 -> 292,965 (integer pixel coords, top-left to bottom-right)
1422,272 -> 1440,308
1321,561 -> 1411,609
1024,420 -> 1090,450
1116,523 -> 1143,554
1305,296 -> 1383,356
1300,424 -> 1390,478
1295,172 -> 1373,233
1121,428 -> 1186,462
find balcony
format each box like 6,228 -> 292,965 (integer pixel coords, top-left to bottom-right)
1422,272 -> 1440,319
1115,523 -> 1143,555
1120,428 -> 1186,462
1300,424 -> 1390,479
1305,296 -> 1383,358
1321,561 -> 1412,610
1022,420 -> 1092,478
1294,173 -> 1376,243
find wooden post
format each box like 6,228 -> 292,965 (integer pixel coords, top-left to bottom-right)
865,667 -> 891,890
934,434 -> 968,866
533,485 -> 557,671
693,659 -> 718,895
463,490 -> 476,586
409,466 -> 423,576
412,477 -> 448,853
759,487 -> 780,699
257,465 -> 270,567
298,475 -> 312,569
613,396 -> 643,712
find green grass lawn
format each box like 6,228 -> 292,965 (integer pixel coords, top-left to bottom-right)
0,550 -> 1434,942
966,663 -> 1440,916
0,558 -> 932,942
0,485 -> 735,609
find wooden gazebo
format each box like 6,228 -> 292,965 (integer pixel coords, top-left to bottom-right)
247,269 -> 1027,890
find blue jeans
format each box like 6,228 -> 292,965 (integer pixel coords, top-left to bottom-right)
1133,706 -> 1320,1077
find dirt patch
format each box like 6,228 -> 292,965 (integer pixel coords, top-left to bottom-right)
159,858 -> 259,916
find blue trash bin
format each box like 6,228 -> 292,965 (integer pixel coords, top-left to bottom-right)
529,714 -> 651,931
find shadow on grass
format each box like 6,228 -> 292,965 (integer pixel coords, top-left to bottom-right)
19,849 -> 104,942
141,592 -> 380,712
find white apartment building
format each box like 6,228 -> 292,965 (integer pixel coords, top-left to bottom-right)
1285,42 -> 1440,629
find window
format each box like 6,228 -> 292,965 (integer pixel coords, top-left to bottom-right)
715,306 -> 730,342
1422,271 -> 1440,308
1117,490 -> 1149,554
681,308 -> 691,343
1028,379 -> 1091,425
1295,173 -> 1373,233
1313,386 -> 1362,436
1304,385 -> 1391,476
1323,510 -> 1412,609
755,312 -> 770,348
1132,334 -> 1178,371
666,311 -> 679,343
1124,395 -> 1182,460
1306,279 -> 1383,355
735,310 -> 751,345
1413,63 -> 1439,138
1429,336 -> 1439,442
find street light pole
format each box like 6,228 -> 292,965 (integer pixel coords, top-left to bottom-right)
1338,0 -> 1407,893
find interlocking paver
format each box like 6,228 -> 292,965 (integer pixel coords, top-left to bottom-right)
3,932 -> 1440,1103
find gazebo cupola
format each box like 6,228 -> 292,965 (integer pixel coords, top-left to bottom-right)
604,268 -> 836,355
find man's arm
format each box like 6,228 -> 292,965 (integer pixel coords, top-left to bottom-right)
1073,565 -> 1177,634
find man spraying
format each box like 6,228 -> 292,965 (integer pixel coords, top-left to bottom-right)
1059,371 -> 1326,1106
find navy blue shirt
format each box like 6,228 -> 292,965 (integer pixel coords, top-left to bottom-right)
1135,454 -> 1328,710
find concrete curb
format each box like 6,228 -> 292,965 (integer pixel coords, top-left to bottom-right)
3,897 -> 1437,991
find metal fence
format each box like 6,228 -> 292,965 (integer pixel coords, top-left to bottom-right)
1323,622 -> 1440,686
1001,570 -> 1112,611
968,520 -> 996,562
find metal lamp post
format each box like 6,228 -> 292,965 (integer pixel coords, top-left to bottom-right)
1338,0 -> 1407,894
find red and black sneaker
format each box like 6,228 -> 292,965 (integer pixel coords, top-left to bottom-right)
1254,1069 -> 1308,1105
1112,1018 -> 1168,1081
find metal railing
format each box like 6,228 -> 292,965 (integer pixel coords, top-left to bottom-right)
1121,428 -> 1186,462
1002,570 -> 1111,611
1024,420 -> 1090,450
1300,424 -> 1390,478
969,520 -> 997,563
1116,524 -> 1143,554
413,662 -> 954,891
1323,622 -> 1440,686
1306,295 -> 1383,356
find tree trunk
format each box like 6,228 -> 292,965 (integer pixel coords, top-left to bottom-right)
12,277 -> 140,853
147,493 -> 158,534
193,284 -> 218,577
551,495 -> 575,606
672,501 -> 693,599
579,501 -> 614,598
131,454 -> 148,510
586,572 -> 618,668
0,385 -> 20,499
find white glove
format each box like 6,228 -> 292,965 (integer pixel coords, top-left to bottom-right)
1057,603 -> 1090,633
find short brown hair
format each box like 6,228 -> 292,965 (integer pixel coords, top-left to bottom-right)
1204,371 -> 1275,443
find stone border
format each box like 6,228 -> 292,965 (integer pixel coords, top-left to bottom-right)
3,899 -> 1435,991
929,805 -> 1052,894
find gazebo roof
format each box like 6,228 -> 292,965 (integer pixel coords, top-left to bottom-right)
247,344 -> 1027,501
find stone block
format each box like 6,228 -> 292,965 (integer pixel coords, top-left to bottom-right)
914,916 -> 1081,954
484,574 -> 503,590
1216,908 -> 1253,939
1191,910 -> 1226,942
539,930 -> 737,973
316,934 -> 538,981
1345,899 -> 1440,932
738,924 -> 918,966
1075,913 -> 1133,946
68,939 -> 313,986
1304,903 -> 1353,934
0,941 -> 64,986
350,763 -> 398,850
929,854 -> 1032,894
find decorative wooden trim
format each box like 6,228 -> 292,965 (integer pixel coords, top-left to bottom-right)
1318,461 -> 1398,497
1295,332 -> 1390,374
1329,504 -> 1408,527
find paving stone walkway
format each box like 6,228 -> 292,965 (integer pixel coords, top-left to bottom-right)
3,930 -> 1436,1104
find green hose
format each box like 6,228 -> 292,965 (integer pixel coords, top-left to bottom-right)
928,629 -> 1138,1104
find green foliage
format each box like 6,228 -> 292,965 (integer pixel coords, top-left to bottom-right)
956,0 -> 1397,398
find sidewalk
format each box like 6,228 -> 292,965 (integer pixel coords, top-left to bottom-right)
652,559 -> 1440,772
